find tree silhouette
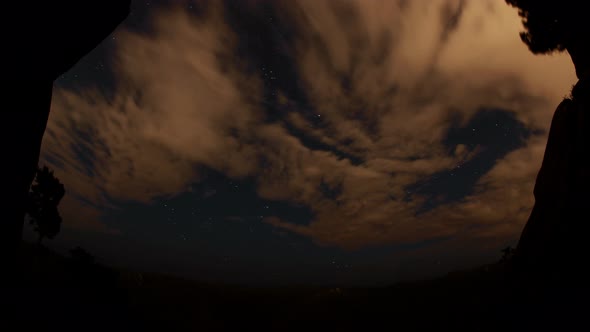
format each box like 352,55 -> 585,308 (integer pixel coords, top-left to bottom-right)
1,2 -> 130,280
26,166 -> 65,245
500,246 -> 516,263
505,0 -> 590,54
69,246 -> 95,266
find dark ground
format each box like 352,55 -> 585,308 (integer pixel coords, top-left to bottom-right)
3,243 -> 585,331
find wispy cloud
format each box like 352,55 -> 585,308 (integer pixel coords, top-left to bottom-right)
43,0 -> 575,254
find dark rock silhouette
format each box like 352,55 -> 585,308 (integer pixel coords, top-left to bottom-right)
2,1 -> 130,278
505,1 -> 590,324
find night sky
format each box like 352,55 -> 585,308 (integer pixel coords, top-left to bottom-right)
28,0 -> 577,286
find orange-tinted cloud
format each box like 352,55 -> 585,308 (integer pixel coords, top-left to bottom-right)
44,4 -> 263,225
43,0 -> 576,257
262,0 -> 575,251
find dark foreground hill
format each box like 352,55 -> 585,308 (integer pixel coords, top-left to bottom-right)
3,243 -> 583,332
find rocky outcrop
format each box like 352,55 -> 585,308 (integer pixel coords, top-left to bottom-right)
514,78 -> 590,284
2,1 -> 130,274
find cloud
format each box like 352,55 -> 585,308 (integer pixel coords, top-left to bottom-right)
44,4 -> 263,226
44,0 -> 576,257
261,0 -> 575,251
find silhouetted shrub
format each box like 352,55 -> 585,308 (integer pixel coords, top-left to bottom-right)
26,165 -> 65,244
70,246 -> 96,265
500,246 -> 516,263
